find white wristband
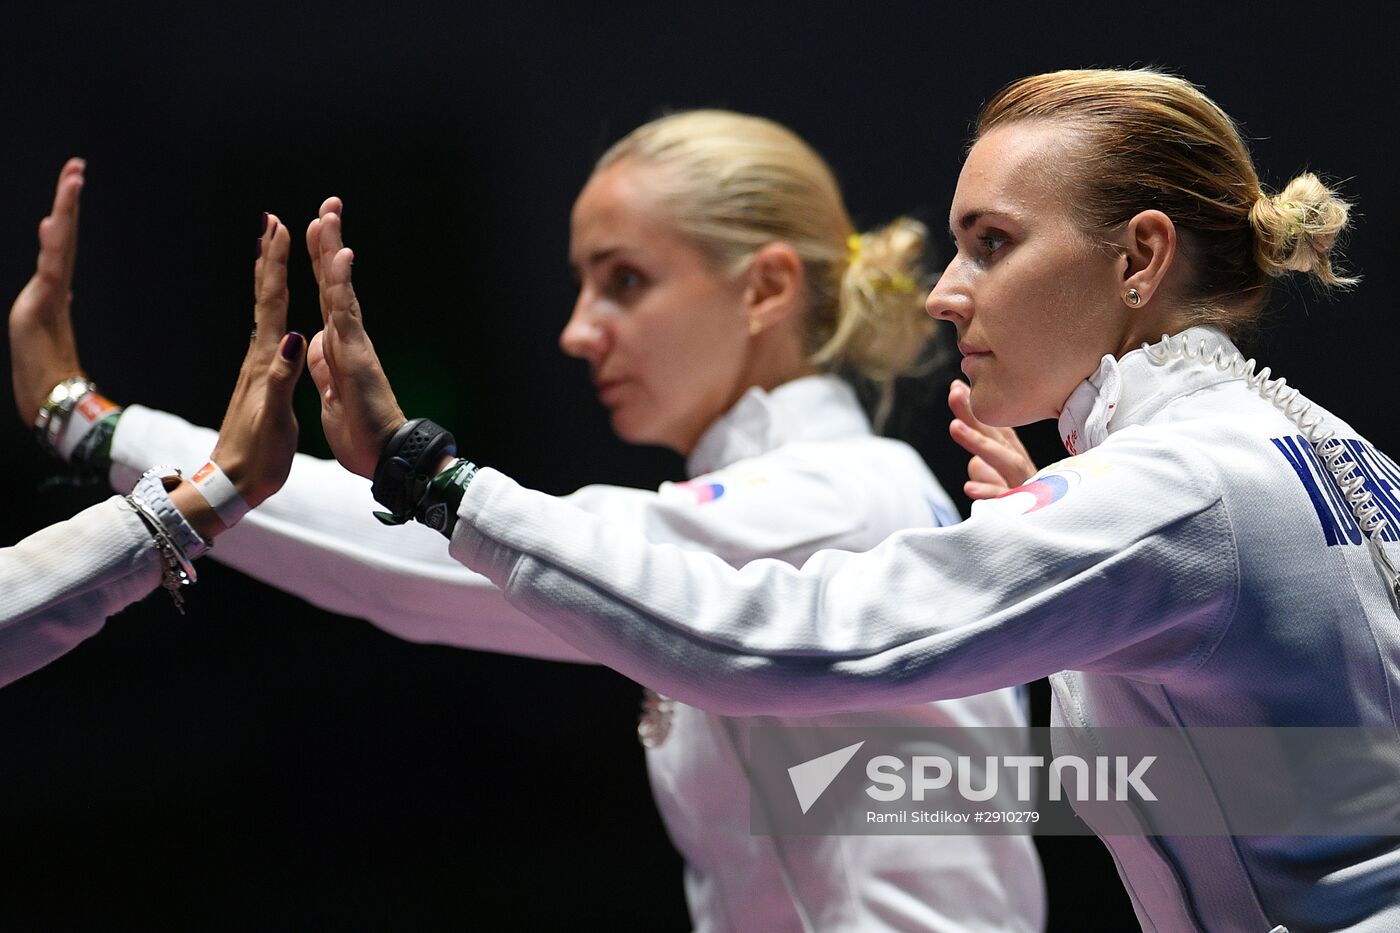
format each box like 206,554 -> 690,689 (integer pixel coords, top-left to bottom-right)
190,460 -> 251,527
131,466 -> 209,561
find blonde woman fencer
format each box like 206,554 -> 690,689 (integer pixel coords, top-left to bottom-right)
17,115 -> 1047,931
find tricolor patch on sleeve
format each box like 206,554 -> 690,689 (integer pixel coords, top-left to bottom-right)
672,481 -> 726,505
992,471 -> 1080,514
975,452 -> 1114,517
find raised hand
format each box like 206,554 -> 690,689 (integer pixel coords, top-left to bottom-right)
202,214 -> 307,512
948,379 -> 1038,499
10,158 -> 87,424
305,199 -> 407,479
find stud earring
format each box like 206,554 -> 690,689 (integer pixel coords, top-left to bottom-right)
749,317 -> 763,336
1124,287 -> 1142,307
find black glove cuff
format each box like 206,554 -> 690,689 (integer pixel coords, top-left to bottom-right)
371,418 -> 457,523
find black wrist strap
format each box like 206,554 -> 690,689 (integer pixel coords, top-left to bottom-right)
371,418 -> 457,525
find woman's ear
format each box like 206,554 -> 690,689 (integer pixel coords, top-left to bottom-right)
743,242 -> 804,335
1117,209 -> 1177,308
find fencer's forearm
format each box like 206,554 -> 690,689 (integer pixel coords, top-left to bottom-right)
448,463 -> 1237,716
110,406 -> 593,663
209,502 -> 595,661
0,497 -> 161,688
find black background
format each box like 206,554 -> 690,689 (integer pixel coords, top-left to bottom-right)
1,2 -> 1397,930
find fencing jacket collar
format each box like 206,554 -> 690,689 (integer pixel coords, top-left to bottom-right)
1057,325 -> 1242,456
686,374 -> 870,478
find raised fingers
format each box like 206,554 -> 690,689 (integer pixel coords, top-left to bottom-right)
968,455 -> 1007,486
949,417 -> 1035,490
948,380 -> 1037,488
309,198 -> 346,330
963,456 -> 1008,498
253,213 -> 292,352
316,207 -> 344,270
35,159 -> 85,292
306,216 -> 330,329
947,379 -> 978,427
306,196 -> 342,285
318,212 -> 364,331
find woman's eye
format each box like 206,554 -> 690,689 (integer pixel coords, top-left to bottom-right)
978,232 -> 1008,256
610,268 -> 646,297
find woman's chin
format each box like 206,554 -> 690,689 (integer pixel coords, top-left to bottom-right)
609,408 -> 656,446
966,385 -> 1009,428
967,385 -> 1038,430
611,410 -> 692,453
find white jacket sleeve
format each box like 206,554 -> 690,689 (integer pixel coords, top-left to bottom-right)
448,432 -> 1241,716
110,405 -> 592,662
109,407 -> 865,665
0,497 -> 161,688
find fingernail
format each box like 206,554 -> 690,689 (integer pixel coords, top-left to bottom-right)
261,211 -> 269,234
281,331 -> 304,360
270,220 -> 279,238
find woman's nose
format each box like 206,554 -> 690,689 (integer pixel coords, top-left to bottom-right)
559,293 -> 609,363
924,261 -> 971,325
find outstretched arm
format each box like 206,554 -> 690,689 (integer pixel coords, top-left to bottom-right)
308,195 -> 1237,717
445,441 -> 1235,716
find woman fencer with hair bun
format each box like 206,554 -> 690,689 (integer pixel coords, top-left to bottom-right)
313,70 -> 1400,932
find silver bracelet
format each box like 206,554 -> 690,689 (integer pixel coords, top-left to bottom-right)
126,466 -> 209,614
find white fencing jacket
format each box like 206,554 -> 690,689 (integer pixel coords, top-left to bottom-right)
447,330 -> 1400,933
0,497 -> 163,688
110,375 -> 1045,933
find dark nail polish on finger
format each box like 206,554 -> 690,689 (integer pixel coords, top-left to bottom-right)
261,211 -> 269,234
281,331 -> 305,361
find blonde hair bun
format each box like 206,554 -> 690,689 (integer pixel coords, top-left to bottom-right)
1249,173 -> 1357,286
815,216 -> 933,381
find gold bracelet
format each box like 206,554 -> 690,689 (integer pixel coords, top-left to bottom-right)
32,375 -> 96,456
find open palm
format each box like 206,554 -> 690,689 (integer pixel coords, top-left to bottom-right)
306,198 -> 407,479
9,158 -> 87,424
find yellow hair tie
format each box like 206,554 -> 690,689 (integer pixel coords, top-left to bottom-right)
885,274 -> 917,295
846,233 -> 863,265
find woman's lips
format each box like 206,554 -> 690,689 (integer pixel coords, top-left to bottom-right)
596,378 -> 628,406
957,343 -> 991,377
